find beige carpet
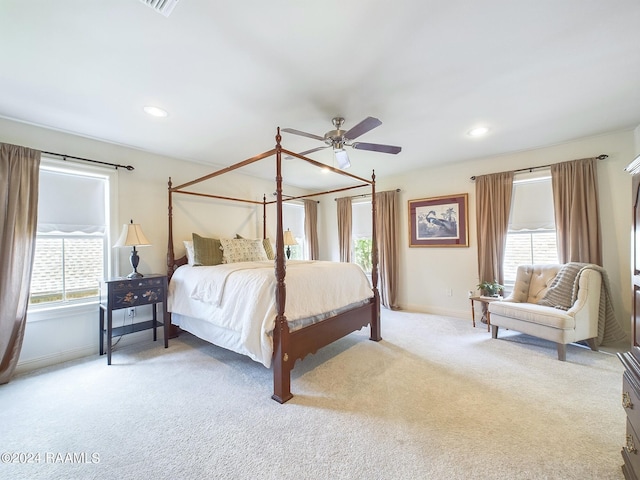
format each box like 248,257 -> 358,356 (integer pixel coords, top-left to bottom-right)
0,310 -> 627,480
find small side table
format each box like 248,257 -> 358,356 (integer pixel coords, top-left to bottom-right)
99,274 -> 169,365
469,296 -> 501,331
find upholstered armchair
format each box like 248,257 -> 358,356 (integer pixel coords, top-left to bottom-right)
488,264 -> 602,361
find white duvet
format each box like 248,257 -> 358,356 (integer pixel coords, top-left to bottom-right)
168,260 -> 373,367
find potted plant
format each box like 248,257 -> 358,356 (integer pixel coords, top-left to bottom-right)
477,280 -> 504,297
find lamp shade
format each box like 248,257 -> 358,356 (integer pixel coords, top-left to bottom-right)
113,221 -> 151,247
283,229 -> 298,246
334,148 -> 351,169
113,220 -> 151,278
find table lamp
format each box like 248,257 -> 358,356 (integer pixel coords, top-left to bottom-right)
114,219 -> 151,278
283,229 -> 297,259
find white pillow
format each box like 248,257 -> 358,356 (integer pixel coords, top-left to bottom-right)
184,240 -> 195,265
219,238 -> 268,263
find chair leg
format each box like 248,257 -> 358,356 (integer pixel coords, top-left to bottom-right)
557,343 -> 567,361
491,325 -> 498,339
585,338 -> 599,352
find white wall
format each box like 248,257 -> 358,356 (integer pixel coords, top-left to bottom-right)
339,130 -> 633,338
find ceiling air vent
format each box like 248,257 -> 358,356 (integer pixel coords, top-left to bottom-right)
139,0 -> 180,17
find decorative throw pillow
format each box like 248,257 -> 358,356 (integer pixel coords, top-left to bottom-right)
235,234 -> 274,260
537,263 -> 585,310
220,238 -> 269,263
183,240 -> 195,265
192,233 -> 223,266
262,238 -> 275,260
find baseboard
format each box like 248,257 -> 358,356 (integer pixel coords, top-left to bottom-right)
402,304 -> 469,320
15,345 -> 96,375
15,329 -> 165,375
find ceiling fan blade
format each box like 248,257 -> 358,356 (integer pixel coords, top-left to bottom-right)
344,116 -> 382,140
298,146 -> 329,156
281,128 -> 325,142
352,142 -> 402,154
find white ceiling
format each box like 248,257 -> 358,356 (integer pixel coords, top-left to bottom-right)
1,0 -> 640,190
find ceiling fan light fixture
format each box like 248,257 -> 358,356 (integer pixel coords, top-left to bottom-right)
334,148 -> 350,169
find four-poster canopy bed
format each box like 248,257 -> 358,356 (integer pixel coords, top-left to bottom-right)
166,128 -> 381,403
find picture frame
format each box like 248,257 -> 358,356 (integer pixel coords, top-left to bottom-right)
408,193 -> 469,247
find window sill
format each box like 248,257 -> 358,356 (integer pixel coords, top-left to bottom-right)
27,301 -> 98,323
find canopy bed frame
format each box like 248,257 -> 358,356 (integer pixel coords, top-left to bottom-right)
166,128 -> 381,403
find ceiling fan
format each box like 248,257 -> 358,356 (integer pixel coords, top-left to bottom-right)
282,116 -> 402,169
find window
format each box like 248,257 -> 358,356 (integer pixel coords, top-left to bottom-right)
282,202 -> 305,260
503,171 -> 559,286
352,200 -> 372,274
29,160 -> 112,307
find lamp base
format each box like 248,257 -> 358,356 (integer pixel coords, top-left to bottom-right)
127,246 -> 144,279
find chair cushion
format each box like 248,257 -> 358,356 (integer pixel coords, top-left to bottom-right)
507,264 -> 561,304
489,301 -> 575,330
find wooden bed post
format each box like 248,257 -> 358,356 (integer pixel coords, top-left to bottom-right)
272,128 -> 293,403
167,177 -> 180,338
370,171 -> 382,341
263,194 -> 267,240
167,177 -> 175,279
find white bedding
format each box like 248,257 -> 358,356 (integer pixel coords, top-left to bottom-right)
168,260 -> 373,367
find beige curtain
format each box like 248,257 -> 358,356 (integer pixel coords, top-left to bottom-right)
336,197 -> 352,262
551,157 -> 602,265
303,199 -> 319,260
376,190 -> 400,310
0,143 -> 41,384
475,171 -> 514,286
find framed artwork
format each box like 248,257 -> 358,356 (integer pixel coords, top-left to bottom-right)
408,193 -> 469,247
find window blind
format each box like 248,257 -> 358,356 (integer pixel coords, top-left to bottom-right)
352,201 -> 372,239
282,203 -> 304,240
509,172 -> 555,231
37,169 -> 107,234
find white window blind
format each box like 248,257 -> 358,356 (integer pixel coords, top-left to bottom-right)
352,201 -> 372,239
508,171 -> 555,231
37,169 -> 106,235
282,202 -> 305,259
282,203 -> 304,239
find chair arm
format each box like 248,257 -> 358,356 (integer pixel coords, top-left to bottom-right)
566,268 -> 601,338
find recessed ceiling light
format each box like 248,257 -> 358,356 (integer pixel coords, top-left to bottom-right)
467,126 -> 489,137
143,106 -> 168,118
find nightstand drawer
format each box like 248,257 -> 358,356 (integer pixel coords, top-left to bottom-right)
109,276 -> 165,293
110,286 -> 164,309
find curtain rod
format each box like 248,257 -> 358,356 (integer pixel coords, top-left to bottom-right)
469,154 -> 608,181
42,150 -> 135,171
334,188 -> 401,201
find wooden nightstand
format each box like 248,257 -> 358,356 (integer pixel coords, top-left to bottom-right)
99,274 -> 168,364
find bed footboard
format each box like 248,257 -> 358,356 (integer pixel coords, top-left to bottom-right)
271,296 -> 381,403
